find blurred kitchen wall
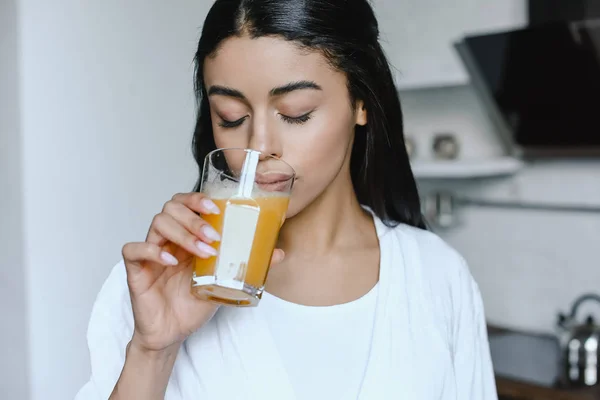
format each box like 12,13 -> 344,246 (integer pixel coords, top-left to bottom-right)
0,0 -> 28,398
2,1 -> 211,399
401,85 -> 600,334
370,0 -> 600,335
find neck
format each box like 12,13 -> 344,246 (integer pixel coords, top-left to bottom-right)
278,172 -> 372,256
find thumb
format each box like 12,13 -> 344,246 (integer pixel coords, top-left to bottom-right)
270,248 -> 285,266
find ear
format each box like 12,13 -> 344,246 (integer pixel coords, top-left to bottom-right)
355,100 -> 368,126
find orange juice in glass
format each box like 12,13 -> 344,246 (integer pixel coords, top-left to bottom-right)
191,148 -> 295,307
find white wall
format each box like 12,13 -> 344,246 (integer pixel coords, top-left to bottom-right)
0,0 -> 29,398
401,85 -> 600,334
373,0 -> 528,89
16,1 -> 211,398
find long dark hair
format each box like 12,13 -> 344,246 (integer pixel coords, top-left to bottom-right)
192,0 -> 426,229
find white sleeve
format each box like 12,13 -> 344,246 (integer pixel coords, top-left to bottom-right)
452,263 -> 498,400
75,262 -> 133,400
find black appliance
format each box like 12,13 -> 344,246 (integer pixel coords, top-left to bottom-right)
456,20 -> 600,158
529,0 -> 600,26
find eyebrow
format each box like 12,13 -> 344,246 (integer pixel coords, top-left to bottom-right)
269,80 -> 322,96
208,86 -> 245,99
207,80 -> 322,100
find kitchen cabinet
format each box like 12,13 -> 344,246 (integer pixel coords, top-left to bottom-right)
372,0 -> 528,89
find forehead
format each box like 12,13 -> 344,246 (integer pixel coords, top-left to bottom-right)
203,35 -> 343,92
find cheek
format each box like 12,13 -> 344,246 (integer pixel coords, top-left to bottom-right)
288,105 -> 355,174
284,108 -> 356,215
213,129 -> 250,150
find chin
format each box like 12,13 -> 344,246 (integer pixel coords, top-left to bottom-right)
284,201 -> 303,220
283,180 -> 334,220
284,191 -> 315,220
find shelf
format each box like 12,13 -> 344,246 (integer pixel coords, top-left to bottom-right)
394,71 -> 469,92
411,157 -> 523,180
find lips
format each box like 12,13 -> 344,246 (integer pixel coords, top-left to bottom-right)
254,173 -> 293,185
254,172 -> 295,193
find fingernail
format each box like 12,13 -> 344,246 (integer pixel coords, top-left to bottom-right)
160,251 -> 179,266
196,241 -> 218,258
201,199 -> 220,214
201,225 -> 221,242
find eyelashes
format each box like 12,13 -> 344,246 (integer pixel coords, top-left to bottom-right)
218,117 -> 246,129
218,112 -> 313,129
279,112 -> 312,125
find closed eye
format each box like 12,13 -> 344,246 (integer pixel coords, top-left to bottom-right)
279,112 -> 313,125
218,116 -> 247,129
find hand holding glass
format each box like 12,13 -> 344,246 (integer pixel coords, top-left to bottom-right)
191,148 -> 295,307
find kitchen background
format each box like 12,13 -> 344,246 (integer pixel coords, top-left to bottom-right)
1,0 -> 599,399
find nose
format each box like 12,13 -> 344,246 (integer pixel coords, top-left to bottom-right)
248,115 -> 282,159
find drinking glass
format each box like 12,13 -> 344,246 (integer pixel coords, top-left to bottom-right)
191,148 -> 295,307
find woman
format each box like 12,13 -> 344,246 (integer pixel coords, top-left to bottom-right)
76,0 -> 496,399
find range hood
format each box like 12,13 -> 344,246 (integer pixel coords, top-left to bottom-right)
456,20 -> 600,158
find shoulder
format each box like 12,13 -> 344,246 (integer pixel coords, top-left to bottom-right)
76,261 -> 133,400
381,228 -> 496,396
380,222 -> 484,337
384,222 -> 473,286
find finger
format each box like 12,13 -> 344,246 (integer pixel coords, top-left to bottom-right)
150,213 -> 218,259
162,200 -> 221,244
270,248 -> 285,266
171,192 -> 220,215
122,242 -> 179,267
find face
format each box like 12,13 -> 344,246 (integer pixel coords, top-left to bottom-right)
203,35 -> 367,218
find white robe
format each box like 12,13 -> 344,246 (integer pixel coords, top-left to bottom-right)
75,218 -> 498,399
